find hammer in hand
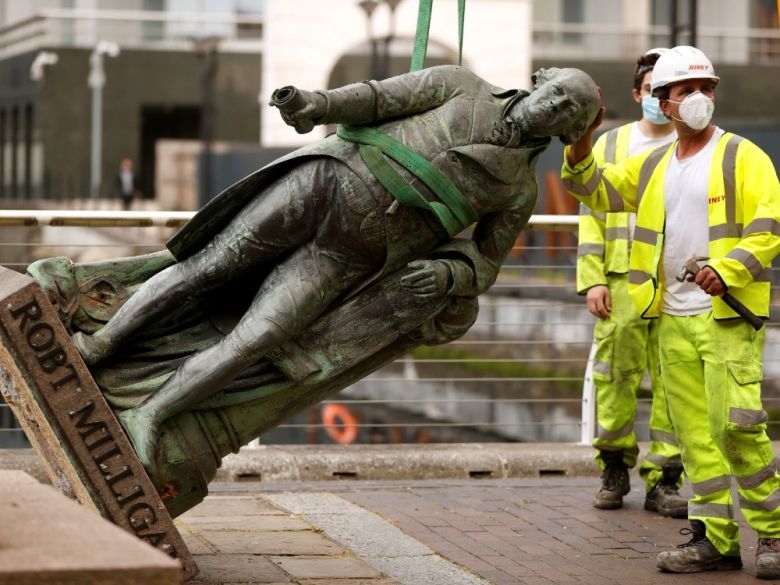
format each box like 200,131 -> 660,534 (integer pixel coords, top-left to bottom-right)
676,256 -> 764,331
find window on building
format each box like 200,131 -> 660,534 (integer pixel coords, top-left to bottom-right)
650,0 -> 673,49
0,109 -> 5,198
562,0 -> 583,43
651,0 -> 706,48
24,103 -> 32,199
752,0 -> 779,60
10,106 -> 18,198
143,0 -> 165,42
165,0 -> 241,40
754,0 -> 780,26
236,0 -> 263,39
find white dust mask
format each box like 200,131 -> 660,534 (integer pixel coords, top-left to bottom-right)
671,91 -> 714,130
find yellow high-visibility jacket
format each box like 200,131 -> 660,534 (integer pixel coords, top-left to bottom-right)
564,132 -> 780,319
577,124 -> 633,293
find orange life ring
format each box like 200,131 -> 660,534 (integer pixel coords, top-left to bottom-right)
321,403 -> 359,444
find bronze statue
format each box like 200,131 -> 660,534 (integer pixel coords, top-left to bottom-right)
28,64 -> 600,516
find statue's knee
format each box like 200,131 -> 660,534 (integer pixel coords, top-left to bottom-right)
226,318 -> 287,364
416,296 -> 479,345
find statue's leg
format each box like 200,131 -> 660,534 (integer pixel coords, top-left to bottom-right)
72,262 -> 198,364
73,164 -> 330,365
119,241 -> 373,470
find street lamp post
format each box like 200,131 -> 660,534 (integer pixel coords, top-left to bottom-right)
193,36 -> 222,208
88,41 -> 120,200
30,51 -> 59,83
358,0 -> 380,79
379,0 -> 401,79
358,0 -> 401,80
29,52 -> 59,199
670,0 -> 697,47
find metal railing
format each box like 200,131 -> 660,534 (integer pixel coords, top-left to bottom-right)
0,209 -> 779,447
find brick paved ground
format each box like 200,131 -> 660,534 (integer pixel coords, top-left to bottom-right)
330,477 -> 765,585
188,475 -> 770,585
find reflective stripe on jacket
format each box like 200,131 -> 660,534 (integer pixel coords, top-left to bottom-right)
576,125 -> 633,293
564,131 -> 780,319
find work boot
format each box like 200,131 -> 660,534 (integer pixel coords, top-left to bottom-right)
656,520 -> 742,573
756,538 -> 780,579
645,465 -> 688,518
593,450 -> 630,510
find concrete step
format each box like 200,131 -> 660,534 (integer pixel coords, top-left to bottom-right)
0,470 -> 183,585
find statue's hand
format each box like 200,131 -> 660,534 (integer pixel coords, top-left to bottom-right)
269,86 -> 327,134
400,260 -> 453,298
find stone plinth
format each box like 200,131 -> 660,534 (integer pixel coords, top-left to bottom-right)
0,267 -> 196,580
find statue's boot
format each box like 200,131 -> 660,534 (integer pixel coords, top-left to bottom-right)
117,407 -> 160,477
72,331 -> 118,366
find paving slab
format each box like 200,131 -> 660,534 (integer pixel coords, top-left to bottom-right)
189,554 -> 291,584
0,470 -> 182,585
271,557 -> 384,580
177,491 -> 400,585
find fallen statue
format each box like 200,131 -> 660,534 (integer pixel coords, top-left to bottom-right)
26,64 -> 600,517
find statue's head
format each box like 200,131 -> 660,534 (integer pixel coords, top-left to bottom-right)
511,67 -> 601,145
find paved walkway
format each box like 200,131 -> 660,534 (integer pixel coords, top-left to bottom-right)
3,445 -> 774,584
178,475 -> 766,585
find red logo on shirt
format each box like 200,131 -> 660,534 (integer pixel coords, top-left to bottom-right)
709,195 -> 726,205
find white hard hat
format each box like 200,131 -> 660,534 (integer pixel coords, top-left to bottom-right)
650,45 -> 719,93
644,47 -> 669,56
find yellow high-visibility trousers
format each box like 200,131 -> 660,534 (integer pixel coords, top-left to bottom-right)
591,274 -> 682,490
659,312 -> 780,556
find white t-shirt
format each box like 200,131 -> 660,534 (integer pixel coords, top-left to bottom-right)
661,127 -> 725,315
626,122 -> 676,240
627,121 -> 676,158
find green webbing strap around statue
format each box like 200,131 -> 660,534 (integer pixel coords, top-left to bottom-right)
410,0 -> 432,72
410,0 -> 466,71
359,144 -> 463,236
456,0 -> 465,66
336,124 -> 478,236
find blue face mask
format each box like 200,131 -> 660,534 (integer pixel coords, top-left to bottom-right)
641,96 -> 669,125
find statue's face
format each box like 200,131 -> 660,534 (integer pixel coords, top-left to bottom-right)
511,67 -> 600,144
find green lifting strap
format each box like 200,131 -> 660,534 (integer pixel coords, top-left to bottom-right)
359,144 -> 463,236
456,0 -> 465,66
409,0 -> 432,71
410,0 -> 466,71
336,124 -> 479,236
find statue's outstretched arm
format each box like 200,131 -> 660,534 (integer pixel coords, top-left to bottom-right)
271,65 -> 483,132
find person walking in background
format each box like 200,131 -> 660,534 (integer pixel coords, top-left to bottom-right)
563,45 -> 780,578
116,157 -> 141,210
577,49 -> 686,518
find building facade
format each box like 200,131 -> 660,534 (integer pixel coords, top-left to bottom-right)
0,0 -> 776,207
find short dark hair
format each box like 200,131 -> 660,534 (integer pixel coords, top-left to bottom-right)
633,52 -> 662,92
652,85 -> 671,100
